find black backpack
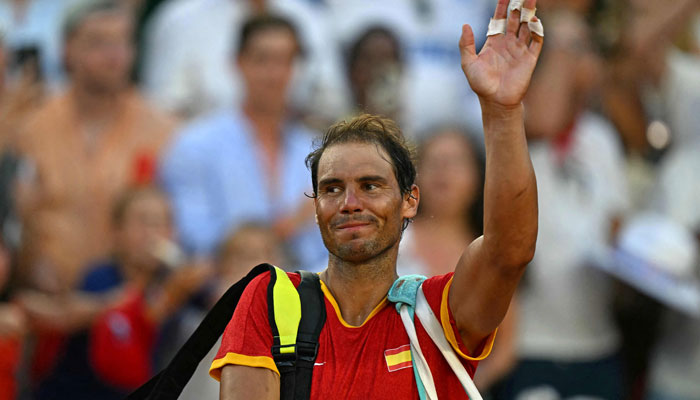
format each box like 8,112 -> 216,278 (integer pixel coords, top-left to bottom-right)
127,263 -> 326,400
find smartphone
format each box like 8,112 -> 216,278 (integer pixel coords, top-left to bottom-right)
10,45 -> 43,82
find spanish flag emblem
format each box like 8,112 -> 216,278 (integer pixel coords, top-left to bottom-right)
384,344 -> 412,372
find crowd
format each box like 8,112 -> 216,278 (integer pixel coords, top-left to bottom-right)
0,0 -> 698,399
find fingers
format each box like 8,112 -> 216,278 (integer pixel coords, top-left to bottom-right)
493,0 -> 508,19
459,24 -> 477,67
518,19 -> 531,45
506,6 -> 521,38
529,17 -> 544,56
523,0 -> 536,10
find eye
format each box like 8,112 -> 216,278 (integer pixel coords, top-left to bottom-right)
364,183 -> 379,191
324,186 -> 342,194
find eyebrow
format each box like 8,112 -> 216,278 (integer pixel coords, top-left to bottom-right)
318,177 -> 343,188
318,175 -> 389,187
357,175 -> 388,184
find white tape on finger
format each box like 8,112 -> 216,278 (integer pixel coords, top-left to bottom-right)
520,7 -> 536,23
487,18 -> 507,36
509,0 -> 524,12
528,19 -> 544,37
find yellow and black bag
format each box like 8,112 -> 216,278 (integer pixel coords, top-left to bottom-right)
127,263 -> 326,400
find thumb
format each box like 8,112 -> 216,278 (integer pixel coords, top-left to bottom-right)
459,24 -> 477,69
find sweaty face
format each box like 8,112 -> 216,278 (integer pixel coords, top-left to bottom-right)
64,11 -> 134,93
314,142 -> 417,263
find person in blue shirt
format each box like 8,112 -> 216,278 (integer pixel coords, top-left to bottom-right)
160,14 -> 326,269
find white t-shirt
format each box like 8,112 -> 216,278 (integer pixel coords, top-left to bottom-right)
518,112 -> 629,361
141,0 -> 347,120
0,0 -> 68,87
648,139 -> 700,398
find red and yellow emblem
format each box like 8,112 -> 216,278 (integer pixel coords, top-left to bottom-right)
384,344 -> 412,372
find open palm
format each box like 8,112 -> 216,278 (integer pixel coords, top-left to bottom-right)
461,0 -> 543,107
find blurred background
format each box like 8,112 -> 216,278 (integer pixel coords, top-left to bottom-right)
0,0 -> 698,399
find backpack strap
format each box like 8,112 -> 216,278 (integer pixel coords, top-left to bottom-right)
388,275 -> 484,400
268,268 -> 325,400
127,263 -> 272,400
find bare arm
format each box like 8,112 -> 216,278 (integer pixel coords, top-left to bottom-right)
220,365 -> 280,400
448,0 -> 541,352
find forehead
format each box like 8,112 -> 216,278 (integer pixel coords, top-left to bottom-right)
243,28 -> 296,54
317,142 -> 397,183
70,10 -> 131,39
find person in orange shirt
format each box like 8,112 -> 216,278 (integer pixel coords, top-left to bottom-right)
15,0 -> 174,291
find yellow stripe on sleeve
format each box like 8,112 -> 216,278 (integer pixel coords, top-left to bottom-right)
209,353 -> 280,381
440,277 -> 497,361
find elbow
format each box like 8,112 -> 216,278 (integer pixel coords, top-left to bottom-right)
488,234 -> 537,273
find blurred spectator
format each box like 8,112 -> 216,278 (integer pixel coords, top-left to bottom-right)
0,23 -> 44,251
0,238 -> 25,400
346,25 -> 405,124
14,0 -> 174,290
645,138 -> 700,400
398,127 -> 483,277
141,0 -> 347,123
180,222 -> 286,399
160,14 -> 326,269
22,186 -> 211,399
494,10 -> 630,400
597,0 -> 700,154
0,0 -> 70,88
327,0 -> 492,137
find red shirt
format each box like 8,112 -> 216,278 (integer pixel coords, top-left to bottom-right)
210,272 -> 495,399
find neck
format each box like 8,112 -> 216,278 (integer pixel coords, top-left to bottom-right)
320,244 -> 399,326
72,81 -> 124,121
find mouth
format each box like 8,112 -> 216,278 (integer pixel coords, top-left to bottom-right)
335,222 -> 371,231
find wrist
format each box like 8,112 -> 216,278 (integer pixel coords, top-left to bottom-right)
480,101 -> 524,122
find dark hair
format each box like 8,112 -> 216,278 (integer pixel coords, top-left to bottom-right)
416,126 -> 485,236
346,25 -> 403,73
111,186 -> 170,228
62,0 -> 128,41
305,114 -> 416,198
236,14 -> 303,57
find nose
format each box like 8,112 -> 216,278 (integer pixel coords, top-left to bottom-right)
340,187 -> 363,214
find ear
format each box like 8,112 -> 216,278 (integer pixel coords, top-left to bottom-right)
401,184 -> 419,220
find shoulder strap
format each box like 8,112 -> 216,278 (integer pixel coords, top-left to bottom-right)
127,263 -> 272,400
268,269 -> 325,400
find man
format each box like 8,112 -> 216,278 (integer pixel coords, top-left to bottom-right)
142,0 -> 346,122
210,0 -> 543,397
22,186 -> 210,399
15,0 -> 173,290
160,15 -> 326,268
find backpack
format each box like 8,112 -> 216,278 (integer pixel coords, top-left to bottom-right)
127,263 -> 325,400
128,265 -> 484,400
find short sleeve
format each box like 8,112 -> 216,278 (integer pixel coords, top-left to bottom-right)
209,272 -> 278,381
422,273 -> 496,361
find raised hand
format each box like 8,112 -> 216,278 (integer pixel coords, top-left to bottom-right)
460,0 -> 543,108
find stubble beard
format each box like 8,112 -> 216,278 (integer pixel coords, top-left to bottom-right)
322,225 -> 401,265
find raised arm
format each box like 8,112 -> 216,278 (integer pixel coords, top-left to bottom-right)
448,0 -> 542,352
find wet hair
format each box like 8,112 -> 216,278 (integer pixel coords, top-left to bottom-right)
236,14 -> 303,57
305,114 -> 416,198
111,186 -> 170,228
62,0 -> 128,41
